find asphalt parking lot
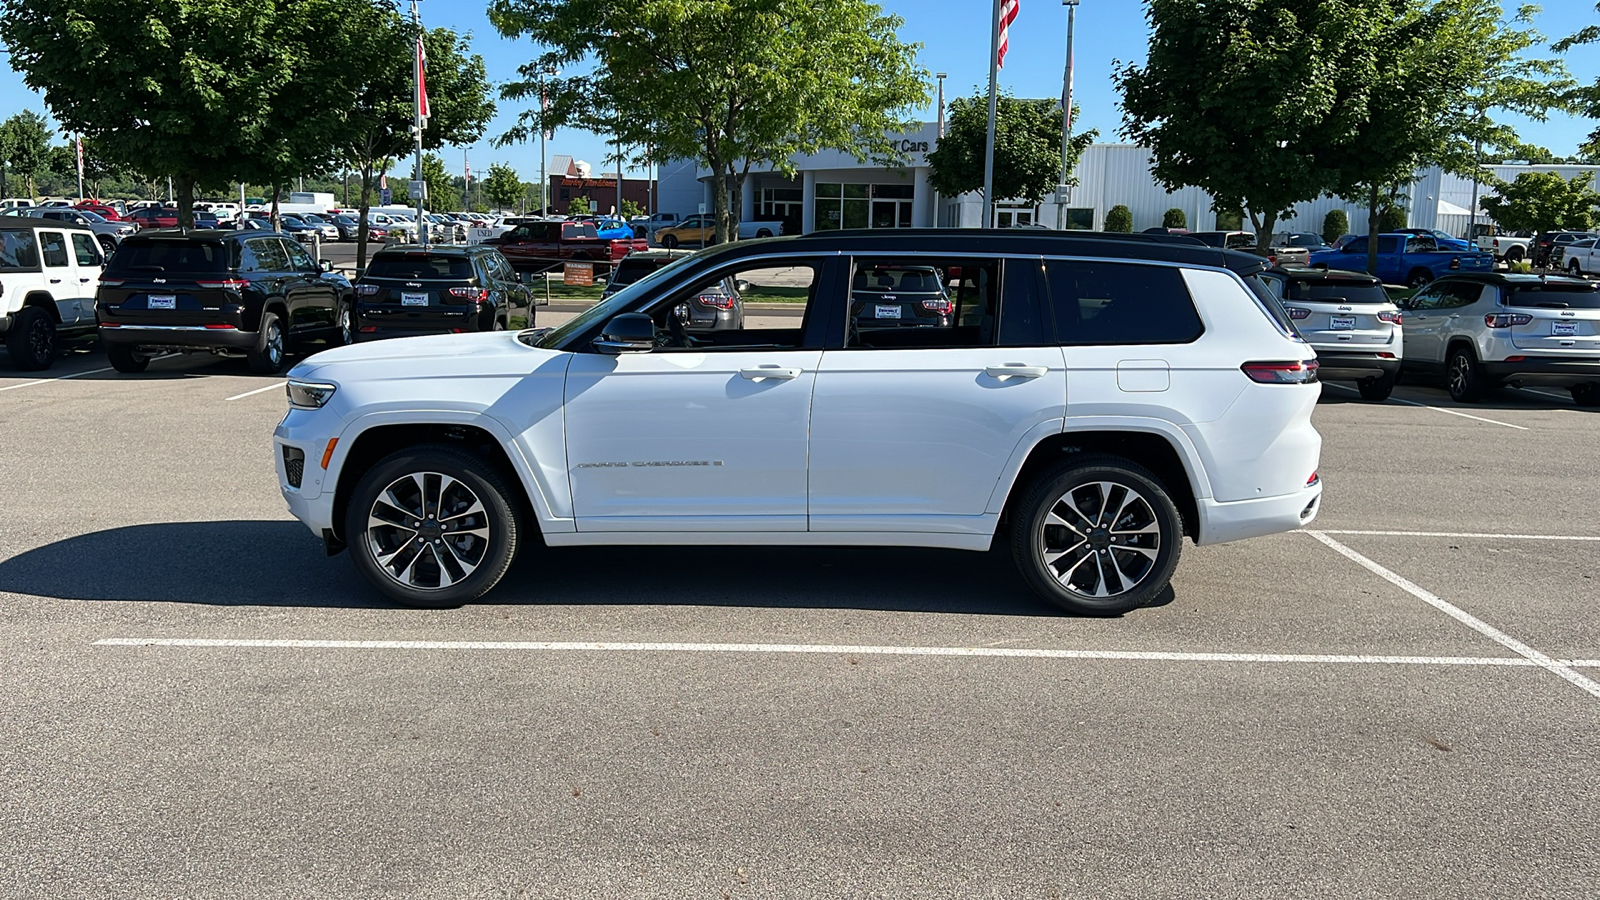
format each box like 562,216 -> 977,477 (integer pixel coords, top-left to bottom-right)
1,342 -> 1597,898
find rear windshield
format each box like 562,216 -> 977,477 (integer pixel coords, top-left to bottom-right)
608,258 -> 663,286
365,254 -> 474,279
1285,281 -> 1391,305
105,239 -> 229,274
852,266 -> 942,293
1504,284 -> 1600,310
0,229 -> 40,269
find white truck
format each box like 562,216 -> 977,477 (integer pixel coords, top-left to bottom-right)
0,219 -> 105,369
1476,231 -> 1532,262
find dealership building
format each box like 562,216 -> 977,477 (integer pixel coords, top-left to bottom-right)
655,124 -> 1600,237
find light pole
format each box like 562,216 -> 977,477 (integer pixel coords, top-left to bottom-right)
1057,0 -> 1079,231
410,0 -> 427,245
934,73 -> 946,226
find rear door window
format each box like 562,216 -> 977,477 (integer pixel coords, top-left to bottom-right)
246,238 -> 289,273
40,231 -> 71,268
71,233 -> 102,268
845,257 -> 1046,349
1043,260 -> 1205,345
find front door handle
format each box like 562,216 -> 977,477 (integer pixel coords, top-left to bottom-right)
985,364 -> 1048,380
49,278 -> 62,284
80,277 -> 92,283
739,366 -> 800,382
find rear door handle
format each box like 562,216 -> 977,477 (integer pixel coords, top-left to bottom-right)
739,366 -> 800,381
985,364 -> 1048,380
79,277 -> 92,283
49,278 -> 62,284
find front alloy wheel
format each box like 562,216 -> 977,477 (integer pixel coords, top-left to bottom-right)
346,445 -> 520,607
1012,455 -> 1182,616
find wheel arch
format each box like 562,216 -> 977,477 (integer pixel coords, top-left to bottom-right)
991,425 -> 1207,541
22,292 -> 62,323
246,297 -> 290,332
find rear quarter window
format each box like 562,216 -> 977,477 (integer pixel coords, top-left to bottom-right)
1044,260 -> 1205,345
0,229 -> 40,270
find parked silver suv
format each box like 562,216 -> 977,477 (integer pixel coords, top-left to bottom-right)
1399,273 -> 1600,405
1259,267 -> 1402,400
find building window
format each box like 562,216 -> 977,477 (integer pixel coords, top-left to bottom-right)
995,204 -> 1037,228
1062,208 -> 1095,230
814,182 -> 915,232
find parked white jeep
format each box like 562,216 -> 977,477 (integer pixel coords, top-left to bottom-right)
0,219 -> 105,369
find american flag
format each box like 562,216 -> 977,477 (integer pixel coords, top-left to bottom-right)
415,34 -> 430,123
998,0 -> 1020,69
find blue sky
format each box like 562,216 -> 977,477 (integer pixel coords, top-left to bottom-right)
2,0 -> 1596,187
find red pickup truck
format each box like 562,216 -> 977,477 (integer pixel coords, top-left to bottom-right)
483,220 -> 648,273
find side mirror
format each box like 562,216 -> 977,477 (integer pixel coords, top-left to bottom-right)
595,313 -> 655,354
515,271 -> 525,283
734,279 -> 751,293
320,259 -> 334,272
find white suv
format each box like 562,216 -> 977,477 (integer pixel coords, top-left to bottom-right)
274,231 -> 1324,615
1399,273 -> 1600,405
0,219 -> 106,369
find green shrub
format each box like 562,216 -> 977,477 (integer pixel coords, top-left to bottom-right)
1215,207 -> 1244,230
1162,207 -> 1187,229
1322,209 -> 1349,244
569,195 -> 591,216
1378,205 -> 1407,232
1104,205 -> 1133,232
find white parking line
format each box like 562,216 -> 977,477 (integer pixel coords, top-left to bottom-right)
1323,382 -> 1529,429
1316,529 -> 1600,542
0,365 -> 114,393
1305,531 -> 1600,700
92,637 -> 1543,668
225,382 -> 284,401
1516,386 -> 1572,403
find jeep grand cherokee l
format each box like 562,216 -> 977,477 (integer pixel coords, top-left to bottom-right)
275,230 -> 1323,615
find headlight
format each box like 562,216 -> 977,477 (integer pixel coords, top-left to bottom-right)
286,380 -> 337,409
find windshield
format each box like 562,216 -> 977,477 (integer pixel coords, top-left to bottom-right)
300,214 -> 326,224
1505,284 -> 1600,310
364,253 -> 475,279
1284,234 -> 1324,248
1285,281 -> 1391,304
533,252 -> 697,348
77,210 -> 107,224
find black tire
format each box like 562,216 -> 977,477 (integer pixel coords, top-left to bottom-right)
1358,370 -> 1397,401
755,228 -> 773,238
661,234 -> 679,249
1405,268 -> 1433,290
247,310 -> 287,374
1505,245 -> 1525,263
335,301 -> 353,346
97,235 -> 119,257
5,306 -> 57,371
107,343 -> 150,373
1011,454 -> 1183,616
1447,345 -> 1485,402
344,444 -> 522,608
1572,383 -> 1600,408
1571,260 -> 1584,277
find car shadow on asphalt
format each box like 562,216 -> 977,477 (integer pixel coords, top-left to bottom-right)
0,520 -> 1171,617
1317,380 -> 1591,412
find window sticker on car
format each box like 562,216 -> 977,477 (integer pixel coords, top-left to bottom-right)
1553,321 -> 1578,336
147,295 -> 176,309
401,292 -> 428,306
1331,316 -> 1356,330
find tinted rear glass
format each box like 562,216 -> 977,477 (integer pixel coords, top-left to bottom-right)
104,239 -> 229,274
608,258 -> 662,286
365,254 -> 474,279
1504,284 -> 1600,310
1285,281 -> 1391,304
1045,260 -> 1205,345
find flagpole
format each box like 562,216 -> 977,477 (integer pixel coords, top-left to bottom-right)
1058,0 -> 1078,231
411,0 -> 427,246
982,0 -> 1002,229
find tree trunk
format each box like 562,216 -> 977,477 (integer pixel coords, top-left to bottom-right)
709,163 -> 731,245
270,183 -> 282,234
1249,209 -> 1277,255
356,161 -> 376,272
1365,182 -> 1381,278
729,174 -> 743,243
176,177 -> 196,230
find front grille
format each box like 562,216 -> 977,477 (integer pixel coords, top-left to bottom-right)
283,446 -> 306,489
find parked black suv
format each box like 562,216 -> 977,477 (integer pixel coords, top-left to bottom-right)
352,244 -> 536,341
96,230 -> 351,374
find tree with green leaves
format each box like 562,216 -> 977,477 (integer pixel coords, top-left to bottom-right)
0,111 -> 52,200
491,0 -> 928,243
1322,209 -> 1349,244
926,92 -> 1095,213
483,163 -> 522,210
1116,0 -> 1387,253
1480,171 -> 1599,236
409,153 -> 454,213
619,198 -> 644,219
1104,206 -> 1133,232
568,195 -> 591,216
1555,3 -> 1600,159
1163,208 -> 1187,229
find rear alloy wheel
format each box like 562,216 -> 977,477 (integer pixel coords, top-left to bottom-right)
1358,370 -> 1398,402
107,343 -> 150,373
5,306 -> 57,371
1572,383 -> 1600,408
345,444 -> 521,608
1447,346 -> 1486,402
247,311 -> 287,374
1012,455 -> 1183,616
1406,269 -> 1433,290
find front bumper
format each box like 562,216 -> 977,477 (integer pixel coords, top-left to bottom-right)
99,324 -> 256,350
275,409 -> 343,538
1482,357 -> 1600,386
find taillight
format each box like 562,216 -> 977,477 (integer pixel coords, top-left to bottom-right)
1241,359 -> 1320,384
1377,310 -> 1402,325
1485,313 -> 1532,328
196,278 -> 248,290
448,287 -> 490,301
921,298 -> 952,313
356,284 -> 380,296
697,293 -> 734,309
1284,307 -> 1311,320
1307,471 -> 1320,487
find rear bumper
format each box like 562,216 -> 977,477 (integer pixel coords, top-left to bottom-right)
1482,358 -> 1600,386
1195,482 -> 1322,546
1314,352 -> 1401,380
99,324 -> 256,350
